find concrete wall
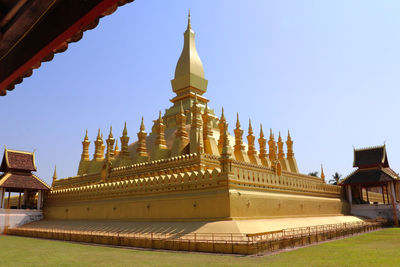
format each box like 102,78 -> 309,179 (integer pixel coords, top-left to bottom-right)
0,209 -> 43,233
351,204 -> 400,220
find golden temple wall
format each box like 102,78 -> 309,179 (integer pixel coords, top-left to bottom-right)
45,154 -> 347,221
45,168 -> 231,221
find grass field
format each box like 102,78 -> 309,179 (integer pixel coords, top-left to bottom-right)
1,228 -> 399,266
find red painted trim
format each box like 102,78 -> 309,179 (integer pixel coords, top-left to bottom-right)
0,0 -> 120,94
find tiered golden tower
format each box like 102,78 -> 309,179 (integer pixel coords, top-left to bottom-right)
48,13 -> 343,223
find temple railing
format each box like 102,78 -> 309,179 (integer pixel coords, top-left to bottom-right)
7,221 -> 382,255
229,160 -> 341,197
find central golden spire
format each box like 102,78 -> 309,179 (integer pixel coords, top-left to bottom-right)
171,11 -> 208,99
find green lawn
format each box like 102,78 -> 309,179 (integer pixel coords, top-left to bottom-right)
1,228 -> 399,266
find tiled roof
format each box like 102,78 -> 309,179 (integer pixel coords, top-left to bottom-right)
0,173 -> 50,190
0,149 -> 36,172
353,145 -> 388,168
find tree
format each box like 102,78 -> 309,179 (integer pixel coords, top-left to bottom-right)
328,172 -> 342,185
308,171 -> 319,177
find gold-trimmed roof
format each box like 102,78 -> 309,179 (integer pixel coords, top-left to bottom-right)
0,148 -> 37,172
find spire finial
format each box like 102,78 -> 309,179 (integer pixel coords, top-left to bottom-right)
188,9 -> 191,29
123,122 -> 128,136
278,131 -> 282,142
109,126 -> 113,139
158,111 -> 162,121
260,124 -> 264,138
248,119 -> 253,134
236,113 -> 240,128
321,164 -> 325,182
52,165 -> 57,182
204,102 -> 208,112
97,128 -> 101,139
84,129 -> 89,140
140,117 -> 145,131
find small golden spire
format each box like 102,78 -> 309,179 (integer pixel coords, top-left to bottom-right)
120,122 -> 130,160
277,131 -> 285,160
154,111 -> 167,148
258,124 -> 267,161
286,130 -> 294,159
108,126 -> 113,139
140,117 -> 145,131
84,129 -> 89,141
221,107 -> 225,122
137,117 -> 149,156
97,128 -> 101,139
114,140 -> 120,156
247,119 -> 257,163
248,119 -> 253,134
321,164 -> 325,182
260,124 -> 264,138
52,165 -> 57,182
236,113 -> 241,129
268,129 -> 277,164
94,129 -> 104,160
123,122 -> 128,136
106,126 -> 115,159
81,130 -> 90,161
234,113 -> 245,156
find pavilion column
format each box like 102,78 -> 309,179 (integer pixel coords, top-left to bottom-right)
382,186 -> 386,204
23,189 -> 28,208
37,190 -> 42,210
346,185 -> 352,205
395,181 -> 400,203
389,181 -> 399,226
0,188 -> 4,209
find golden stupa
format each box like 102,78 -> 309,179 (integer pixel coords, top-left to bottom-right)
45,13 -> 356,234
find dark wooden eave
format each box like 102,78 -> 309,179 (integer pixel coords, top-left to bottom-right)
0,0 -> 134,96
0,172 -> 50,190
340,168 -> 399,186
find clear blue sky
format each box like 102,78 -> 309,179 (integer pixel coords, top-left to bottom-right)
2,0 -> 400,184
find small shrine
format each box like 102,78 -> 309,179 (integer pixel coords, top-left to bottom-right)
340,145 -> 400,225
0,149 -> 50,209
